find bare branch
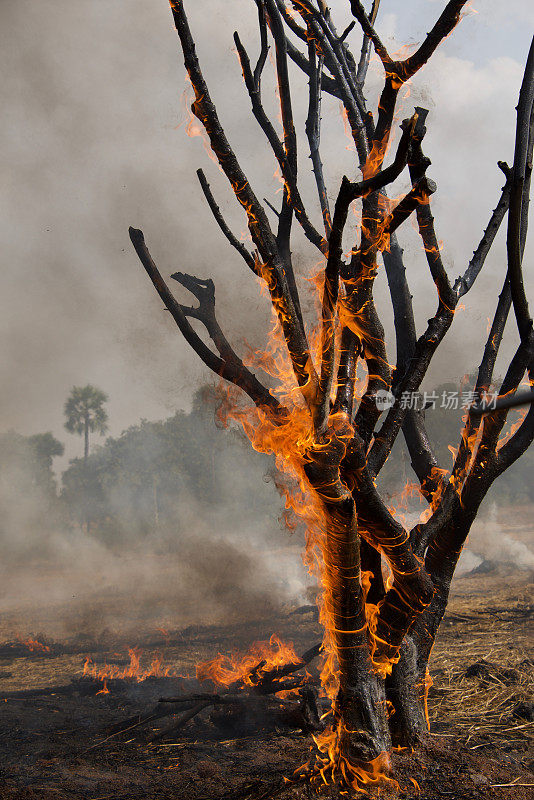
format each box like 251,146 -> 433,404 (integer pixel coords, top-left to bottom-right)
314,116 -> 417,433
284,36 -> 342,99
340,20 -> 356,44
398,1 -> 468,83
263,196 -> 281,218
381,177 -> 437,239
368,298 -> 455,476
496,384 -> 534,470
381,231 -> 441,499
454,162 -> 512,297
507,35 -> 534,340
253,0 -> 269,89
306,33 -> 331,237
196,169 -> 257,273
292,1 -> 371,161
233,28 -> 327,254
472,387 -> 534,415
129,228 -> 280,414
316,228 -> 340,435
356,0 -> 381,85
349,0 -> 391,69
354,1 -> 468,170
275,0 -> 308,43
476,332 -> 534,456
405,109 -> 454,309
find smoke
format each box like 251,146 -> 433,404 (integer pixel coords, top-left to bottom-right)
457,502 -> 534,575
0,423 -> 311,642
1,0 -> 533,448
0,2 -> 533,639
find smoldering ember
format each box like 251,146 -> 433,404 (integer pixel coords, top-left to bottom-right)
1,1 -> 533,799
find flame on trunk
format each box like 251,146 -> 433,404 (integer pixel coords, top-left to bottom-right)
298,732 -> 395,794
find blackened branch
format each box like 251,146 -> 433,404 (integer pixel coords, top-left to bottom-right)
196,170 -> 257,273
265,0 -> 298,175
368,298 -> 455,477
323,117 -> 417,441
477,333 -> 534,457
284,35 -> 342,99
340,21 -> 356,43
472,387 -> 534,416
496,376 -> 534,472
406,108 -> 454,309
381,232 -> 441,500
275,0 -> 308,42
292,1 -> 371,161
397,1 -> 468,83
253,0 -> 269,90
356,0 -> 381,85
381,177 -> 437,239
455,162 -> 512,297
507,35 -> 534,340
333,327 -> 360,417
349,0 -> 391,68
129,228 -> 281,415
306,32 -> 331,237
233,29 -> 327,254
353,1 -> 468,164
321,112 -> 418,270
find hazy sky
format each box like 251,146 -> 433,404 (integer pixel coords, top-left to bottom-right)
2,0 -> 533,464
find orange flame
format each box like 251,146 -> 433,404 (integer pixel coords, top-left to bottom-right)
295,721 -> 397,794
179,77 -> 219,167
83,647 -> 182,691
16,637 -> 50,654
196,634 -> 301,691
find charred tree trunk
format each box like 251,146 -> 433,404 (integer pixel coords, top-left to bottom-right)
386,636 -> 429,747
84,414 -> 89,462
305,435 -> 391,761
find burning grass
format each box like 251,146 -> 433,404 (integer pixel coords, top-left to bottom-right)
0,568 -> 532,799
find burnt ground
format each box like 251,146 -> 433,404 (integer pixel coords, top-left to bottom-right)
0,501 -> 533,800
0,572 -> 531,800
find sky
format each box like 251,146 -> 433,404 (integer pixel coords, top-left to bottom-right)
1,0 -> 533,465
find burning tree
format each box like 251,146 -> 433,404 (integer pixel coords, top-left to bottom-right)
129,0 -> 534,792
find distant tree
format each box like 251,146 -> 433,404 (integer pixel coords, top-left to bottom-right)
64,385 -> 109,461
27,432 -> 65,470
61,387 -> 279,544
0,430 -> 67,557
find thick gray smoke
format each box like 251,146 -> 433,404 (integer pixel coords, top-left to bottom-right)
1,0 -> 533,447
457,502 -> 534,575
1,2 -> 533,639
0,422 -> 310,639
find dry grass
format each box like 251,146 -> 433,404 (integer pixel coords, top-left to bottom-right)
427,578 -> 533,754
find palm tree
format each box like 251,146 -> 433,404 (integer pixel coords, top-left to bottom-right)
64,385 -> 108,460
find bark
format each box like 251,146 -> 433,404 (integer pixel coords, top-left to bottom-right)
304,432 -> 391,761
84,415 -> 89,462
386,636 -> 429,747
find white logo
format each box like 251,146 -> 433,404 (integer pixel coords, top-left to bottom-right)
375,390 -> 395,411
